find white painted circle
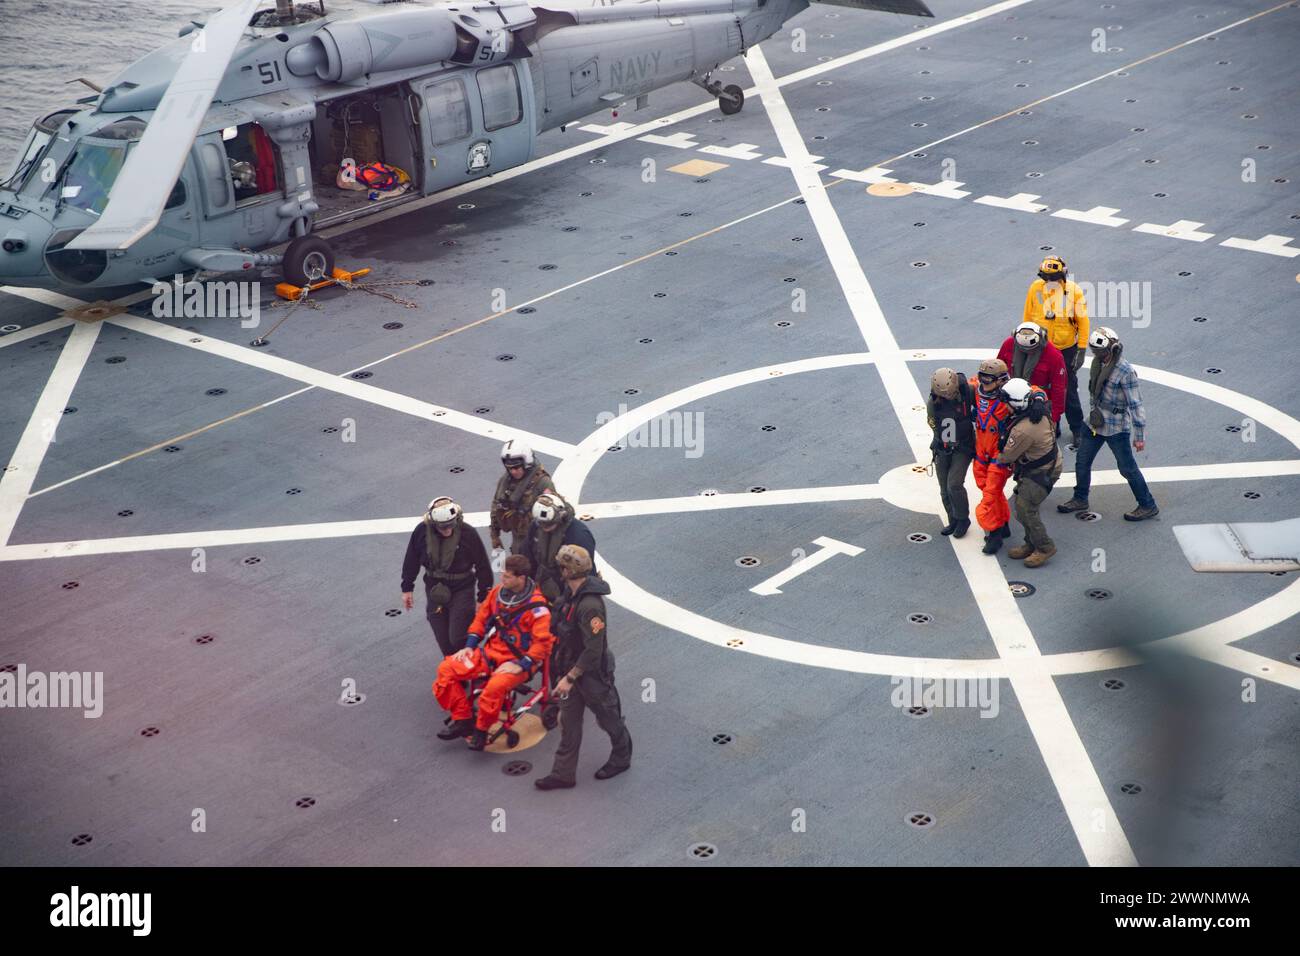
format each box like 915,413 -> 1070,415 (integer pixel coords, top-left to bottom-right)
553,351 -> 1300,680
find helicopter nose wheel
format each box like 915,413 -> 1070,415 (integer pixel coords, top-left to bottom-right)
283,235 -> 336,287
719,84 -> 744,115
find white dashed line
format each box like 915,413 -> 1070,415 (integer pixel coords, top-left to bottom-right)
1051,205 -> 1130,227
908,179 -> 971,199
698,143 -> 765,160
763,156 -> 828,173
1133,219 -> 1215,241
1219,233 -> 1300,257
829,166 -> 899,184
637,132 -> 700,149
577,121 -> 637,134
973,192 -> 1048,212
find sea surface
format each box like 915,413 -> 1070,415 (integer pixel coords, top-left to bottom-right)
0,0 -> 602,163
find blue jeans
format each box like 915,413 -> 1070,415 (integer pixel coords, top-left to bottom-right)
1073,430 -> 1156,508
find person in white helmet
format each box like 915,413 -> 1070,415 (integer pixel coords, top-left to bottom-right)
1057,327 -> 1159,521
997,321 -> 1067,430
524,492 -> 598,604
997,379 -> 1063,568
401,496 -> 494,656
525,492 -> 598,731
489,440 -> 555,557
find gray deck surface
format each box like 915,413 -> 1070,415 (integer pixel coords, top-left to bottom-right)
1,0 -> 1298,867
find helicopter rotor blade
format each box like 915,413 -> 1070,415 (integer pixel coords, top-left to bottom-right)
67,0 -> 261,252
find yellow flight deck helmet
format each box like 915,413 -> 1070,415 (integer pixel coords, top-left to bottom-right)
1037,255 -> 1068,282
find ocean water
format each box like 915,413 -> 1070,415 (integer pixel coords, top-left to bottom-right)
0,0 -> 606,163
0,0 -> 213,162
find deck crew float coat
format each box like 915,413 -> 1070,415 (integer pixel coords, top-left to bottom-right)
525,503 -> 598,603
401,516 -> 494,656
490,462 -> 555,552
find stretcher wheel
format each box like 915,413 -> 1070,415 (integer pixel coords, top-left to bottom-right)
542,707 -> 559,731
505,729 -> 520,749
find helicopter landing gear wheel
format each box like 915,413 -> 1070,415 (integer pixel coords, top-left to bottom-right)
719,84 -> 744,115
283,235 -> 335,287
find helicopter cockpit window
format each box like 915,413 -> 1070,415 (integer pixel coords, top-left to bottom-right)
222,123 -> 281,203
1,127 -> 54,191
58,143 -> 126,217
4,108 -> 80,192
477,64 -> 522,132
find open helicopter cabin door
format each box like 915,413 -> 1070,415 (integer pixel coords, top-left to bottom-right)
417,62 -> 535,194
308,86 -> 420,225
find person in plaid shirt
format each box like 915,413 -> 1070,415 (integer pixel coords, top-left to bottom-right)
1057,326 -> 1159,521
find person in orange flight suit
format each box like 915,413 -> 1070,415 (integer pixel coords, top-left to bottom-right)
433,554 -> 554,751
971,357 -> 1014,555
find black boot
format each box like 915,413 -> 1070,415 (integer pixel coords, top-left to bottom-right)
982,531 -> 1002,555
950,518 -> 971,539
437,717 -> 475,740
466,728 -> 488,751
1000,523 -> 1012,538
940,514 -> 957,536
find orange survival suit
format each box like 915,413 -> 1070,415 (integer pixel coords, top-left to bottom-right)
972,385 -> 1014,533
433,580 -> 554,732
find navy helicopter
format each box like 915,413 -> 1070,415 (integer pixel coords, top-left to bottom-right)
0,0 -> 931,293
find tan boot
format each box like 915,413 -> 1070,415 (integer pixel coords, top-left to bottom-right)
1023,545 -> 1057,568
1007,542 -> 1034,560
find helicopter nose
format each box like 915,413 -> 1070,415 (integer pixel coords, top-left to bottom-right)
0,206 -> 55,285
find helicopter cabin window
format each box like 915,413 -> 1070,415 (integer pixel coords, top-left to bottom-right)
425,78 -> 471,146
477,65 -> 522,132
223,123 -> 281,203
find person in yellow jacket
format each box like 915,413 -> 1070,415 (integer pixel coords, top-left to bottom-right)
1023,255 -> 1089,448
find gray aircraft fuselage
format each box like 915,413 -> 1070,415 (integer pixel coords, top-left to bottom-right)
0,0 -> 813,291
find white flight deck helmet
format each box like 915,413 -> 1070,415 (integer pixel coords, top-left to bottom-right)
1001,378 -> 1033,411
1014,321 -> 1043,350
500,439 -> 534,469
425,496 -> 462,530
532,492 -> 567,526
1089,326 -> 1120,353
